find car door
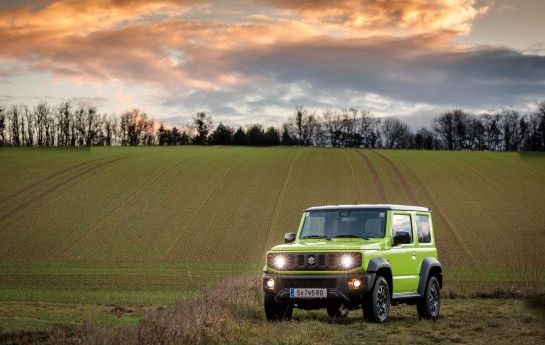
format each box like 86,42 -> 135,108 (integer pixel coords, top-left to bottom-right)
414,212 -> 437,270
389,212 -> 419,293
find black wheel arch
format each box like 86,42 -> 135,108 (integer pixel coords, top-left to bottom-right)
418,257 -> 442,296
367,257 -> 393,297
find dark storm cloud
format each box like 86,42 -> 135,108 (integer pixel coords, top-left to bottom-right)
218,35 -> 545,109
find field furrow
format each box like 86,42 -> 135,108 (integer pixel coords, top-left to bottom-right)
354,149 -> 387,202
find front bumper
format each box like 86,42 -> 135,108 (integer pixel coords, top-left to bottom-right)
262,272 -> 375,307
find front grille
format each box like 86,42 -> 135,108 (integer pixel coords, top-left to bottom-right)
267,252 -> 362,271
282,278 -> 337,289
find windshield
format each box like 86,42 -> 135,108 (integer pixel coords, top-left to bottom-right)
300,209 -> 386,240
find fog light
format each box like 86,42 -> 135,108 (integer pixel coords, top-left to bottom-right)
266,279 -> 275,289
348,278 -> 363,289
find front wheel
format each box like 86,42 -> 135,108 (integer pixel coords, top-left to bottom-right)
264,293 -> 292,321
417,276 -> 441,320
363,276 -> 390,323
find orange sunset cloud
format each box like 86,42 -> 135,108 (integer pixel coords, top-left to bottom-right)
0,0 -> 543,127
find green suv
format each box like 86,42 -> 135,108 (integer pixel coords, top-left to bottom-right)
262,204 -> 442,323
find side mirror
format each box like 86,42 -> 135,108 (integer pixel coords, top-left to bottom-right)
284,232 -> 296,243
393,231 -> 411,246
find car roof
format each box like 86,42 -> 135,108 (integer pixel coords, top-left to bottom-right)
305,204 -> 430,212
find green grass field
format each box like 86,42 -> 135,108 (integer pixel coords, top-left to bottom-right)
0,147 -> 544,332
16,278 -> 545,345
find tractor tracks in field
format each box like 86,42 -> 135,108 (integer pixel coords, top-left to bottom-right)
343,150 -> 361,202
373,151 -> 417,204
0,155 -> 129,224
265,150 -> 303,242
373,151 -> 476,264
164,155 -> 244,260
60,156 -> 193,257
0,156 -> 111,206
264,150 -> 304,249
354,149 -> 387,202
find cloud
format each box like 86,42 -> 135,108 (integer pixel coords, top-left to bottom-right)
0,0 -> 542,126
265,0 -> 488,37
219,35 -> 545,107
0,0 -> 488,87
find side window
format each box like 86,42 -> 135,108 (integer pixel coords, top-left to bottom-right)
392,214 -> 412,243
416,215 -> 432,243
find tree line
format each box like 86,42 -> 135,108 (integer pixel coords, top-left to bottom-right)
1,101 -> 544,151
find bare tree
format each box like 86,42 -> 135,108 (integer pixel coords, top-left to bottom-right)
45,115 -> 56,146
34,102 -> 50,147
87,107 -> 100,146
414,128 -> 436,149
322,110 -> 343,147
102,114 -> 117,146
433,111 -> 455,150
469,116 -> 486,150
0,105 -> 5,146
359,110 -> 380,148
74,106 -> 86,146
480,113 -> 502,150
8,105 -> 21,146
119,109 -> 152,146
382,118 -> 411,149
192,112 -> 212,145
57,102 -> 71,147
22,105 -> 34,146
293,105 -> 305,145
502,110 -> 520,151
302,112 -> 318,146
290,106 -> 317,146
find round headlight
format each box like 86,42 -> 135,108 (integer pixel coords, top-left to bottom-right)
274,255 -> 286,269
341,254 -> 354,268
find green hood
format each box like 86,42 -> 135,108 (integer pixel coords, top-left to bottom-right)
269,239 -> 385,253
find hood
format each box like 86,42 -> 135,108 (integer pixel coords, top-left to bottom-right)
269,239 -> 385,252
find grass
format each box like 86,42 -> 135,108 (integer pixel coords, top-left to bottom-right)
0,147 -> 544,332
5,278 -> 545,345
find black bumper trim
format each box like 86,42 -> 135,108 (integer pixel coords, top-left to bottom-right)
262,272 -> 375,304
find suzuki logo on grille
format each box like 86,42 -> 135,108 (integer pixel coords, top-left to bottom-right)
307,256 -> 316,265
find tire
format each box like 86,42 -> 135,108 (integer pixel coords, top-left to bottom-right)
417,276 -> 441,320
363,276 -> 390,323
327,303 -> 349,319
264,293 -> 293,321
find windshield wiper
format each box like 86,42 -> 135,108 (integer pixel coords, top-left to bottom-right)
332,234 -> 369,240
301,235 -> 330,240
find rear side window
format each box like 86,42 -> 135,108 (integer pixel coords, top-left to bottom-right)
416,215 -> 432,243
392,214 -> 412,243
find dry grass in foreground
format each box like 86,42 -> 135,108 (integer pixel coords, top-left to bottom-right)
3,277 -> 545,345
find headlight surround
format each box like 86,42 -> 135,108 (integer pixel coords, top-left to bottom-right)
266,252 -> 362,271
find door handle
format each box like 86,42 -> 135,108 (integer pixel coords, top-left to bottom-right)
411,251 -> 416,259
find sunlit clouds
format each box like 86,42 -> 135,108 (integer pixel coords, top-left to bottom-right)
0,0 -> 544,127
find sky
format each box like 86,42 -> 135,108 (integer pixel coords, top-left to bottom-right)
0,0 -> 544,128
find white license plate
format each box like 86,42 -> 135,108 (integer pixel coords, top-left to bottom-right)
289,288 -> 327,299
